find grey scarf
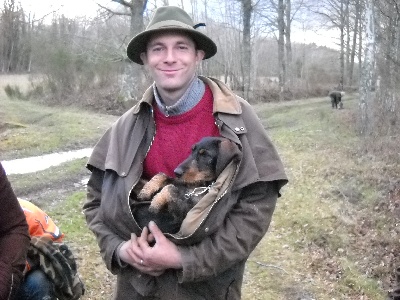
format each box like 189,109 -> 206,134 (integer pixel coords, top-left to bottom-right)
153,76 -> 206,116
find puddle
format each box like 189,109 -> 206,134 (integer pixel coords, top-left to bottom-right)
2,148 -> 93,175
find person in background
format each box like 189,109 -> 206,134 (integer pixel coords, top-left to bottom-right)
0,162 -> 30,300
84,5 -> 288,300
1,163 -> 84,300
16,198 -> 84,300
14,199 -> 65,300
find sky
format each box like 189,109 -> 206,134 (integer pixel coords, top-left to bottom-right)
19,0 -> 338,49
20,0 -> 113,19
20,0 -> 184,19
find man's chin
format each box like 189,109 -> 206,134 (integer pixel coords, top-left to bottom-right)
159,84 -> 181,93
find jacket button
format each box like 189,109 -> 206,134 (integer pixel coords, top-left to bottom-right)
234,127 -> 240,132
205,227 -> 209,233
121,172 -> 126,176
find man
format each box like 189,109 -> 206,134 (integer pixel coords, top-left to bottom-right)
0,162 -> 30,300
83,5 -> 288,299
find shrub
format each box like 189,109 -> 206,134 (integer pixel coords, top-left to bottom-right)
4,84 -> 25,100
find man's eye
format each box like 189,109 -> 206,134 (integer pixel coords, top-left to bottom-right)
151,47 -> 163,52
179,45 -> 188,50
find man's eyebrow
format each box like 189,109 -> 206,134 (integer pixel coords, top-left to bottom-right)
147,41 -> 164,48
148,40 -> 191,47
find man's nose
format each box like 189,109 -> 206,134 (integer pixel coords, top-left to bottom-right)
164,48 -> 176,63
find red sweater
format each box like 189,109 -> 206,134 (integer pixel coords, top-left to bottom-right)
143,85 -> 220,179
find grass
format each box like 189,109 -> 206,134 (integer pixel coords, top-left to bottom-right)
0,97 -> 117,160
2,75 -> 398,299
46,191 -> 116,299
242,96 -> 392,299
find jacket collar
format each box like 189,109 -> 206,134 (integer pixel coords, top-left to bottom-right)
131,76 -> 242,115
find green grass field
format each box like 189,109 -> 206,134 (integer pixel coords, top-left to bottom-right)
1,77 -> 397,299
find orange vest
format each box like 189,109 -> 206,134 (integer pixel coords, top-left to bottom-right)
19,199 -> 64,242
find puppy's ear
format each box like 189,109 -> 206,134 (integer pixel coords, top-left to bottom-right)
215,139 -> 241,175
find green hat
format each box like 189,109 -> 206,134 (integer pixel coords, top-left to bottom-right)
127,6 -> 217,65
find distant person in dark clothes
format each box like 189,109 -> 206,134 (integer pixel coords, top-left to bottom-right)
329,90 -> 344,109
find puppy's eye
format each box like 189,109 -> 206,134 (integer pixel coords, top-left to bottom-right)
199,149 -> 205,154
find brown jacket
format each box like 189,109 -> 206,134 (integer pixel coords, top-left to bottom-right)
83,77 -> 288,299
0,162 -> 30,300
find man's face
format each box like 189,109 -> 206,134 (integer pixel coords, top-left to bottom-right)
140,31 -> 205,101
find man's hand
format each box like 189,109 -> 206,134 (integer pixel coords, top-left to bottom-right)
118,232 -> 164,276
118,221 -> 182,276
138,221 -> 183,270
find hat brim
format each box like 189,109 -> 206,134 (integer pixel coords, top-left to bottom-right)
127,27 -> 217,65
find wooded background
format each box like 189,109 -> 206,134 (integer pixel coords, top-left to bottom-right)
0,0 -> 399,138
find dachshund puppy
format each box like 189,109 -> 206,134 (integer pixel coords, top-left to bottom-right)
136,137 -> 240,232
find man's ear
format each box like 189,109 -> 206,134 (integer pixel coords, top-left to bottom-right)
196,49 -> 205,63
140,52 -> 147,64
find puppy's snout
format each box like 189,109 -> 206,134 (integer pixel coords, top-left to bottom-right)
174,167 -> 183,178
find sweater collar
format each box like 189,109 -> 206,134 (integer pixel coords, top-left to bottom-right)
132,76 -> 242,115
152,76 -> 205,116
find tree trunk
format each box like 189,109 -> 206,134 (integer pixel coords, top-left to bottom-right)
278,0 -> 286,101
339,0 -> 345,89
349,0 -> 361,86
239,0 -> 252,100
285,0 -> 292,90
345,0 -> 350,86
119,0 -> 147,101
359,0 -> 375,135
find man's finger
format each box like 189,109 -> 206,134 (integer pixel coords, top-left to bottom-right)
148,221 -> 164,242
138,226 -> 151,250
147,233 -> 155,244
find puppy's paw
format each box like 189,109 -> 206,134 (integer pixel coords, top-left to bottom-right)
137,185 -> 153,201
138,173 -> 169,201
149,184 -> 175,212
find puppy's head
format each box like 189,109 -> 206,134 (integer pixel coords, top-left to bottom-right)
174,137 -> 241,184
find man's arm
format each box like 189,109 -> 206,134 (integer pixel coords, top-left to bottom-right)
83,167 -> 126,273
134,181 -> 278,281
178,180 -> 278,282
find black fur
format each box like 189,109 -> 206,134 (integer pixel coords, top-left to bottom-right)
133,137 -> 240,233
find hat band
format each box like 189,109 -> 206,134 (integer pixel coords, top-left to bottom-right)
147,20 -> 195,31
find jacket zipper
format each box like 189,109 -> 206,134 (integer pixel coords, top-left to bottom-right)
7,273 -> 14,300
127,106 -> 155,230
127,107 -> 241,238
166,162 -> 241,240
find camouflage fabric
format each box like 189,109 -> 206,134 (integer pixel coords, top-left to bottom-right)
27,236 -> 85,300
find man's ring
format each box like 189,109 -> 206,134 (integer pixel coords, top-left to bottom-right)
140,259 -> 143,265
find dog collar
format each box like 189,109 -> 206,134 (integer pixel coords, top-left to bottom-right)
184,183 -> 214,199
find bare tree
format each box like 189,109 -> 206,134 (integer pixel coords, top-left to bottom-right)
359,0 -> 375,134
98,0 -> 149,101
285,0 -> 293,88
277,0 -> 286,101
372,0 -> 400,136
309,0 -> 352,89
0,0 -> 23,72
348,0 -> 361,86
236,0 -> 253,99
